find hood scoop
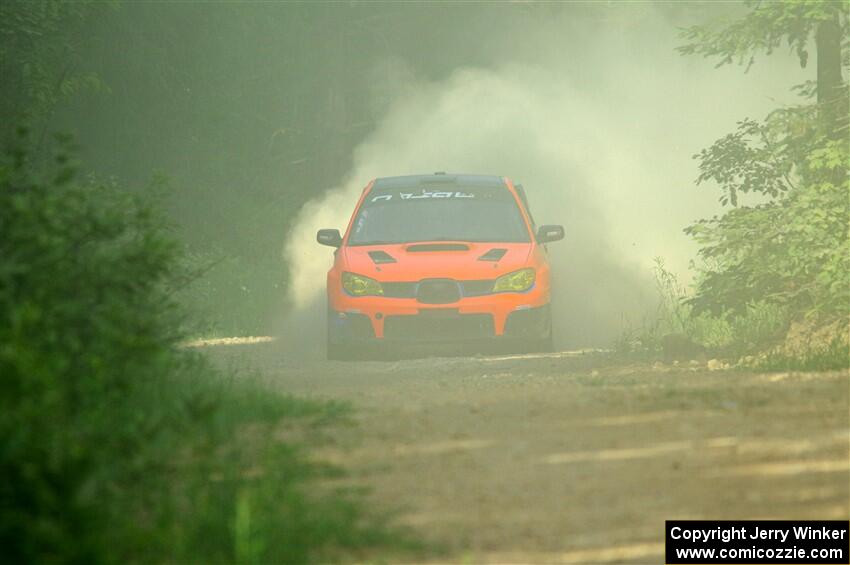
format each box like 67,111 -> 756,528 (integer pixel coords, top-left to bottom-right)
478,248 -> 507,262
406,243 -> 470,253
368,250 -> 397,264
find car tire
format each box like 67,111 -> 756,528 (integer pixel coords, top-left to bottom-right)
326,312 -> 354,361
326,305 -> 354,361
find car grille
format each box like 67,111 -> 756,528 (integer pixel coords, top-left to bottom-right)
383,312 -> 494,340
382,282 -> 417,298
416,279 -> 460,304
381,279 -> 494,300
460,280 -> 494,297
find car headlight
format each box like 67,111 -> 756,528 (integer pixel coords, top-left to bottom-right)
492,268 -> 535,293
342,272 -> 384,296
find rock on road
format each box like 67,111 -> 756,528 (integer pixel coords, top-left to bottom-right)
209,343 -> 849,563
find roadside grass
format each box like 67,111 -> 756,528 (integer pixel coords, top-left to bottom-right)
131,362 -> 420,564
615,258 -> 786,356
755,337 -> 850,372
616,258 -> 847,370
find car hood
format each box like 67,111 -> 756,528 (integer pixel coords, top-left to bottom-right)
340,241 -> 534,281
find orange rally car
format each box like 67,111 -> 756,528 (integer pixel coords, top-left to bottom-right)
316,173 -> 564,360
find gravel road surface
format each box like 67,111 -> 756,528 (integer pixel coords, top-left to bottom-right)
209,344 -> 849,563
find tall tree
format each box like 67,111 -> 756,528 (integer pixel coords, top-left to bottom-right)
0,1 -> 107,151
679,0 -> 848,136
678,1 -> 849,324
815,8 -> 845,133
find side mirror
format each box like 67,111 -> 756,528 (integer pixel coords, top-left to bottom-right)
537,224 -> 564,244
316,228 -> 342,248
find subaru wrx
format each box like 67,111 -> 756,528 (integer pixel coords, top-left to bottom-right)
316,173 -> 563,360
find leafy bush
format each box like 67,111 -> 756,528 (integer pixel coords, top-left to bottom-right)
686,137 -> 849,323
618,257 -> 847,370
617,258 -> 789,357
1,132 -> 180,560
679,1 -> 849,339
0,134 -> 411,562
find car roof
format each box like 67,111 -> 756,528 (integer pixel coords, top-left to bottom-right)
371,173 -> 507,190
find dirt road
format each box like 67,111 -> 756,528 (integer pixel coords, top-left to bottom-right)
212,344 -> 849,563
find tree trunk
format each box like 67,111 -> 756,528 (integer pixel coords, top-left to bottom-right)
815,12 -> 846,137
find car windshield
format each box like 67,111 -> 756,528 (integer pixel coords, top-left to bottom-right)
347,187 -> 530,246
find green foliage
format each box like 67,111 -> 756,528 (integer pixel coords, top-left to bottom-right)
677,0 -> 847,70
0,136 -> 413,562
686,120 -> 849,322
756,337 -> 849,372
0,1 -> 111,144
1,130 -> 178,559
122,376 -> 413,564
693,116 -> 801,206
616,258 -> 789,356
679,1 -> 849,334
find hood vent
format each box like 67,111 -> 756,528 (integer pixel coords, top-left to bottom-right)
406,243 -> 470,253
368,250 -> 397,264
478,248 -> 507,262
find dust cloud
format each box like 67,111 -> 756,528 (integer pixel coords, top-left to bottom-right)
280,5 -> 804,352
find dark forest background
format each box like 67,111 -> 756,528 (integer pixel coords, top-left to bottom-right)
2,1 -> 722,335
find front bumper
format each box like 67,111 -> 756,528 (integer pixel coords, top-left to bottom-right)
328,278 -> 550,339
328,303 -> 551,345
